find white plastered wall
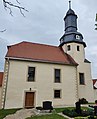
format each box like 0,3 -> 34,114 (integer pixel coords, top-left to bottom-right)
3,59 -> 77,109
62,43 -> 94,102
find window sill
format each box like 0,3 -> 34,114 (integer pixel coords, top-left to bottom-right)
54,98 -> 61,99
79,84 -> 86,85
27,81 -> 35,82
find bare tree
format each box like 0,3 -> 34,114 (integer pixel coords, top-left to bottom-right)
0,0 -> 28,32
0,29 -> 6,32
3,0 -> 28,17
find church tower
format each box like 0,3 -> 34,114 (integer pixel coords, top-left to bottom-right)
60,1 -> 86,63
60,1 -> 94,102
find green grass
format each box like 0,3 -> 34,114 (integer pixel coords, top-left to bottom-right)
26,114 -> 66,119
0,108 -> 67,119
0,108 -> 20,119
75,117 -> 88,119
0,107 -> 94,119
54,107 -> 67,113
75,116 -> 97,119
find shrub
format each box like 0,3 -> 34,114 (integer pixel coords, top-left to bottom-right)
62,108 -> 78,117
80,98 -> 88,104
88,115 -> 95,119
62,107 -> 93,118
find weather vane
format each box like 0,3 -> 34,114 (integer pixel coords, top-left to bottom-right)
69,0 -> 71,9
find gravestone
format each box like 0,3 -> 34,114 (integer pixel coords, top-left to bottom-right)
75,100 -> 81,114
43,101 -> 53,111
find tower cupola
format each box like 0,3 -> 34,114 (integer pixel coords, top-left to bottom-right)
64,1 -> 77,33
60,1 -> 86,47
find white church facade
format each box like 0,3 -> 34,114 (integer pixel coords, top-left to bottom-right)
0,2 -> 97,109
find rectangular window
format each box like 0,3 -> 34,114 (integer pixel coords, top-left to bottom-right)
67,45 -> 71,51
55,69 -> 61,83
28,67 -> 35,81
77,46 -> 80,51
54,90 -> 61,98
79,73 -> 85,85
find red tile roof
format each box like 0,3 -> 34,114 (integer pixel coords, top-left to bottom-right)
6,41 -> 77,66
93,79 -> 97,89
93,79 -> 97,84
0,72 -> 3,87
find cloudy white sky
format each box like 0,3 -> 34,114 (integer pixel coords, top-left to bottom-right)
0,0 -> 97,78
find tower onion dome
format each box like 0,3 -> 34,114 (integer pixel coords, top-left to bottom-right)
59,1 -> 86,47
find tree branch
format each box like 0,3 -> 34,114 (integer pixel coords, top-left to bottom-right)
16,0 -> 20,4
95,24 -> 97,30
0,29 -> 6,32
3,0 -> 28,17
95,14 -> 97,30
96,14 -> 97,21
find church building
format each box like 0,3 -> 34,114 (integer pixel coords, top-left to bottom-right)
0,1 -> 96,109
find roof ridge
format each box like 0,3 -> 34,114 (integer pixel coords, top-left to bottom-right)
7,41 -> 24,49
8,41 -> 58,48
23,41 -> 58,48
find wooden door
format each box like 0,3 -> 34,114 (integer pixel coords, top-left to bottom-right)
25,92 -> 34,108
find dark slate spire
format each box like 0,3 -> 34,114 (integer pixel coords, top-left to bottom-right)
59,1 -> 86,47
64,1 -> 77,33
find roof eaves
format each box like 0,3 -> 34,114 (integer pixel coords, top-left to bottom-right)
84,59 -> 91,63
5,56 -> 78,66
92,79 -> 97,81
59,41 -> 86,47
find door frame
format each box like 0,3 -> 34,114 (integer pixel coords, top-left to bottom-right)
24,91 -> 36,108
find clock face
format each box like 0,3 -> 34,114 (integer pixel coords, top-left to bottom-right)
76,35 -> 80,40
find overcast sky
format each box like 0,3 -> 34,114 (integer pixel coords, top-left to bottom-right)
0,0 -> 97,78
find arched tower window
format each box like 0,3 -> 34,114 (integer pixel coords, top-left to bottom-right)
67,45 -> 71,51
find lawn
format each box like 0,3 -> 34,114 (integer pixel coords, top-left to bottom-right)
0,107 -> 95,119
26,114 -> 66,119
54,107 -> 67,113
0,108 -> 20,119
0,108 -> 67,119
